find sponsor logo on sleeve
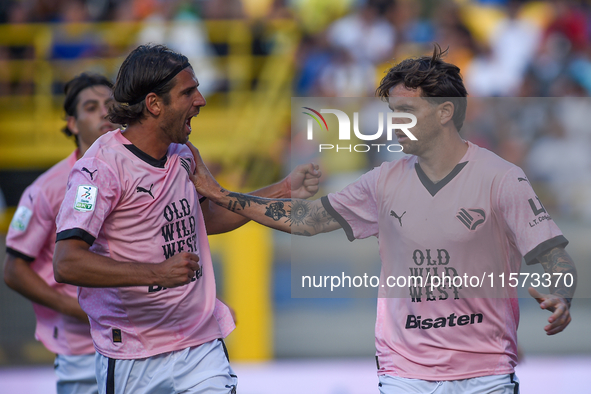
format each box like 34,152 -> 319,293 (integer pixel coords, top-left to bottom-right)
528,196 -> 552,227
10,206 -> 33,231
74,185 -> 98,212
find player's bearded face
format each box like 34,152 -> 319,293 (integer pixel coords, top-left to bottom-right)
160,102 -> 190,144
160,69 -> 205,145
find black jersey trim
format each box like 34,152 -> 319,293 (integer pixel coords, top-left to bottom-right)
199,196 -> 207,204
106,357 -> 116,394
124,144 -> 167,168
510,372 -> 519,394
321,196 -> 355,242
219,338 -> 230,362
6,247 -> 35,262
524,235 -> 569,265
56,228 -> 96,246
415,161 -> 468,197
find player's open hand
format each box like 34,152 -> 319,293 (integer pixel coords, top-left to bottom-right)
186,141 -> 222,199
287,163 -> 321,199
528,287 -> 571,335
157,252 -> 201,288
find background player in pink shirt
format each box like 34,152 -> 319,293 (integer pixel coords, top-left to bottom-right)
53,44 -> 320,394
4,73 -> 118,394
191,45 -> 577,393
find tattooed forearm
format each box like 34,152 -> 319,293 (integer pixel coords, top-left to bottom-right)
265,202 -> 287,221
302,204 -> 338,231
289,200 -> 310,226
212,189 -> 341,235
218,190 -> 280,212
286,199 -> 337,232
536,247 -> 577,305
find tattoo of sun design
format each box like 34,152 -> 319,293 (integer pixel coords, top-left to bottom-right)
288,200 -> 310,226
265,202 -> 287,221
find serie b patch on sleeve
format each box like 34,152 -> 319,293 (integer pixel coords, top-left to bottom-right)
74,185 -> 98,212
10,206 -> 33,231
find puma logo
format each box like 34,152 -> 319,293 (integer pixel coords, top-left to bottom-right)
136,184 -> 154,199
82,167 -> 97,180
390,210 -> 406,227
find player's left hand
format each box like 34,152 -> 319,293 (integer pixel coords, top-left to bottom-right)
528,287 -> 571,335
286,163 -> 321,199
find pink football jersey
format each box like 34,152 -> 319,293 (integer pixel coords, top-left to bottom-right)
6,151 -> 95,356
325,141 -> 567,380
56,129 -> 230,359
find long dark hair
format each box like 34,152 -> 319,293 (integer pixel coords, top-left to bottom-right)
108,44 -> 190,126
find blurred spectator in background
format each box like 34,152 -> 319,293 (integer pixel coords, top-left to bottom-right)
525,98 -> 591,222
465,0 -> 541,96
386,0 -> 434,49
51,0 -> 104,60
317,47 -> 376,96
0,1 -> 35,95
295,33 -> 332,96
326,0 -> 395,65
432,0 -> 478,75
303,0 -> 396,96
136,0 -> 220,96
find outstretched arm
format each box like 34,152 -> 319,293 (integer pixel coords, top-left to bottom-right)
189,143 -> 341,236
528,246 -> 577,335
201,163 -> 321,235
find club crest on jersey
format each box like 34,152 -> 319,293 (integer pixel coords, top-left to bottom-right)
456,208 -> 486,231
10,206 -> 33,231
74,185 -> 97,212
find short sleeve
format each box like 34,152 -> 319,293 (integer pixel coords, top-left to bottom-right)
56,158 -> 121,246
5,184 -> 55,261
496,166 -> 568,265
323,167 -> 381,241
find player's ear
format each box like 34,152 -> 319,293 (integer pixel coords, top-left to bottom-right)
438,101 -> 454,127
145,92 -> 161,116
67,116 -> 79,136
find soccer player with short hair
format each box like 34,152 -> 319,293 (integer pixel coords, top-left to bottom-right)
52,44 -> 320,394
190,46 -> 577,393
4,73 -> 118,394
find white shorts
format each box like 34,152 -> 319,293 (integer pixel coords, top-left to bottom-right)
96,339 -> 237,394
378,373 -> 519,394
54,353 -> 99,394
